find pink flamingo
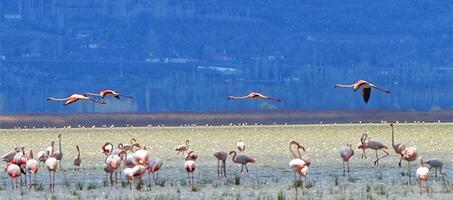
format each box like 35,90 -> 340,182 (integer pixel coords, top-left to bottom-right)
227,92 -> 281,102
13,146 -> 27,186
339,144 -> 354,175
84,89 -> 133,99
289,140 -> 308,182
358,134 -> 389,166
45,141 -> 58,192
26,149 -> 39,187
47,94 -> 106,106
213,151 -> 228,178
236,140 -> 245,152
390,124 -> 406,167
175,140 -> 189,155
105,153 -> 123,185
5,163 -> 22,189
401,147 -> 417,181
335,80 -> 390,103
425,158 -> 447,177
417,157 -> 430,195
123,164 -> 147,190
229,150 -> 256,173
147,158 -> 163,181
185,151 -> 197,186
37,150 -> 48,167
2,147 -> 20,162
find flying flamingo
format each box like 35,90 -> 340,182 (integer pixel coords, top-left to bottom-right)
335,80 -> 390,103
425,158 -> 447,178
185,151 -> 197,186
390,124 -> 406,166
227,92 -> 281,102
55,134 -> 63,169
229,150 -> 256,173
147,158 -> 163,181
6,163 -> 22,189
213,151 -> 228,178
417,157 -> 430,195
47,94 -> 106,106
236,140 -> 245,152
84,89 -> 133,99
73,145 -> 81,169
45,141 -> 58,192
339,144 -> 354,176
26,149 -> 39,188
401,147 -> 417,181
358,134 -> 389,166
175,140 -> 189,155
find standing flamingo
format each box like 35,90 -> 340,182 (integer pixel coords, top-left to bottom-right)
47,94 -> 106,106
175,140 -> 189,155
84,89 -> 133,99
6,163 -> 22,189
425,158 -> 447,178
147,158 -> 163,181
1,147 -> 20,162
358,134 -> 389,166
213,151 -> 228,178
73,145 -> 81,169
417,157 -> 430,195
390,124 -> 406,167
236,140 -> 245,152
335,80 -> 390,103
339,144 -> 354,176
26,149 -> 39,187
37,150 -> 48,167
185,151 -> 197,186
289,140 -> 308,184
55,134 -> 64,169
229,150 -> 256,173
227,92 -> 281,102
401,147 -> 417,181
45,141 -> 58,192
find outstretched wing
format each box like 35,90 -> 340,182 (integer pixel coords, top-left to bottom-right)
362,88 -> 371,103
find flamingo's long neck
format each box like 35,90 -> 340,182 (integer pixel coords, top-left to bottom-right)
335,84 -> 354,88
76,146 -> 80,159
48,97 -> 68,101
59,136 -> 62,154
29,150 -> 34,159
231,151 -> 237,162
391,125 -> 395,146
185,141 -> 189,149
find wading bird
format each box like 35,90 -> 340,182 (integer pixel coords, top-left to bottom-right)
25,149 -> 39,187
73,145 -> 81,169
55,134 -> 63,169
417,157 -> 430,195
147,158 -> 163,181
6,163 -> 21,189
45,141 -> 58,192
47,94 -> 106,106
390,124 -> 406,166
236,140 -> 245,152
2,147 -> 20,162
185,151 -> 197,186
401,147 -> 417,180
339,144 -> 354,176
335,80 -> 390,103
358,134 -> 389,166
289,140 -> 308,180
227,92 -> 281,102
229,150 -> 256,173
175,140 -> 189,155
37,150 -> 48,167
84,89 -> 133,99
213,151 -> 228,178
425,158 -> 447,178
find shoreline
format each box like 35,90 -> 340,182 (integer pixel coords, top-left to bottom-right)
1,110 -> 452,129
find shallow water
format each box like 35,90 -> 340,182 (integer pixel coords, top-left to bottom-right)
0,123 -> 452,199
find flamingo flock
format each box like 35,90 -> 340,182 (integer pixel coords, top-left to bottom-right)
1,123 -> 447,195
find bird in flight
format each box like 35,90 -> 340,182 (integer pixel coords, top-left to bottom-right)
335,80 -> 390,103
84,89 -> 133,99
47,94 -> 106,106
227,92 -> 281,102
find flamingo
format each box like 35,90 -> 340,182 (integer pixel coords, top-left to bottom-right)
417,157 -> 430,195
2,147 -> 20,162
335,80 -> 390,103
47,94 -> 106,106
425,158 -> 447,178
26,149 -> 39,187
122,138 -> 139,152
123,164 -> 147,190
5,163 -> 22,189
55,134 -> 63,169
227,92 -> 281,102
45,141 -> 58,192
105,153 -> 123,185
185,151 -> 197,186
288,140 -> 308,182
358,134 -> 389,166
175,140 -> 189,155
213,151 -> 228,178
13,146 -> 27,186
84,89 -> 133,99
37,150 -> 48,167
339,144 -> 354,176
147,158 -> 163,181
229,150 -> 256,173
133,148 -> 150,165
236,140 -> 245,152
101,142 -> 114,156
73,145 -> 81,169
390,124 -> 406,167
401,147 -> 417,181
